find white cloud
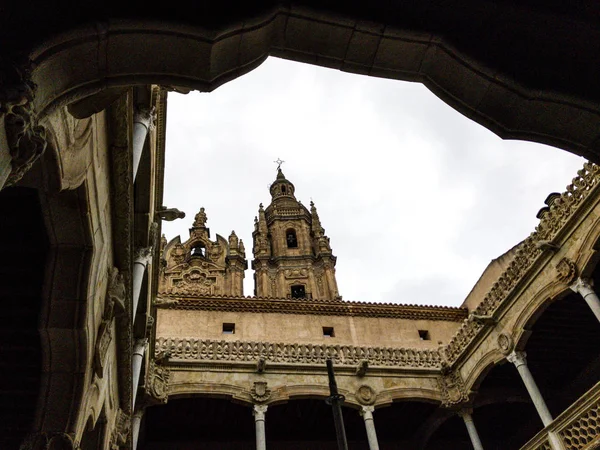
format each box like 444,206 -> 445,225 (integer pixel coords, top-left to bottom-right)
162,57 -> 584,306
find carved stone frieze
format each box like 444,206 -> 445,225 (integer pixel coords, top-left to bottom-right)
438,370 -> 468,407
146,360 -> 171,404
155,337 -> 442,369
356,385 -> 376,405
251,381 -> 271,403
1,60 -> 47,187
555,257 -> 578,285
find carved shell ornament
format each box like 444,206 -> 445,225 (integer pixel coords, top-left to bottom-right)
356,385 -> 376,405
251,381 -> 271,403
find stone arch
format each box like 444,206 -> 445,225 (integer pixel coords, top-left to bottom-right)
30,13 -> 600,161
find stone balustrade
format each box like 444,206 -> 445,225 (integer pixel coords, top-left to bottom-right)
520,381 -> 600,450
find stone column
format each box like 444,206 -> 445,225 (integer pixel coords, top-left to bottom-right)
507,351 -> 553,426
360,406 -> 380,450
458,409 -> 484,450
132,107 -> 155,181
132,339 -> 148,408
133,247 -> 153,324
253,404 -> 268,450
570,278 -> 600,323
507,352 -> 565,450
132,409 -> 144,450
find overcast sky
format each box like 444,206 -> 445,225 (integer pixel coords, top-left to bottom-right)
161,57 -> 584,307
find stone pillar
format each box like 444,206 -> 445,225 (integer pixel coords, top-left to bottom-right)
132,409 -> 144,450
360,406 -> 380,450
253,404 -> 268,450
507,351 -> 553,426
133,247 -> 153,323
459,409 -> 484,450
0,117 -> 11,190
132,107 -> 155,181
570,278 -> 600,323
132,339 -> 148,408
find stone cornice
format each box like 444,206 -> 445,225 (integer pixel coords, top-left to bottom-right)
155,337 -> 443,370
154,295 -> 468,322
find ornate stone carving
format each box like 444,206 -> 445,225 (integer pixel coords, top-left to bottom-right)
284,268 -> 308,279
496,333 -> 514,355
155,337 -> 443,369
134,246 -> 154,266
506,351 -> 528,368
556,257 -> 578,285
438,371 -> 468,407
146,360 -> 170,403
94,268 -> 124,378
356,385 -> 376,405
356,360 -> 369,377
109,408 -> 130,449
1,60 -> 47,187
193,207 -> 207,227
251,381 -> 271,403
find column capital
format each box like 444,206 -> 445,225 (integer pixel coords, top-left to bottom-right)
507,350 -> 527,367
133,338 -> 148,355
253,404 -> 268,420
570,277 -> 593,294
360,405 -> 375,420
134,246 -> 154,266
133,106 -> 157,130
458,408 -> 474,419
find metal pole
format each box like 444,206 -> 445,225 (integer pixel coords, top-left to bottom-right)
326,359 -> 349,450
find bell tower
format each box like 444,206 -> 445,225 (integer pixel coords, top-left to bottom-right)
252,167 -> 340,300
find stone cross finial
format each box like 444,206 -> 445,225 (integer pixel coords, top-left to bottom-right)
273,158 -> 285,170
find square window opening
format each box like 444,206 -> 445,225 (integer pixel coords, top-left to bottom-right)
323,326 -> 335,338
291,285 -> 306,299
223,323 -> 235,334
418,330 -> 430,340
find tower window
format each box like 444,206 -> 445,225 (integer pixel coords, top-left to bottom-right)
281,185 -> 287,194
323,327 -> 335,337
286,229 -> 298,248
222,323 -> 235,334
418,330 -> 430,340
191,243 -> 205,257
291,285 -> 306,299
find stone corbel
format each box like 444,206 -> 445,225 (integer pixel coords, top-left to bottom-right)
1,59 -> 47,188
356,359 -> 369,377
469,312 -> 497,326
256,357 -> 266,373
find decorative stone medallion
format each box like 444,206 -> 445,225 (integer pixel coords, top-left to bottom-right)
251,381 -> 271,403
356,385 -> 376,405
556,257 -> 577,285
438,371 -> 468,407
497,333 -> 514,355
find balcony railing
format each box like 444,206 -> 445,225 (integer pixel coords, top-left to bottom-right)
521,381 -> 600,450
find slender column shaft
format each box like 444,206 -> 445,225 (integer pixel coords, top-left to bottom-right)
132,248 -> 152,323
459,410 -> 484,450
132,108 -> 154,181
132,409 -> 144,450
360,406 -> 380,450
570,278 -> 600,323
253,404 -> 268,450
132,339 -> 147,408
0,120 -> 11,190
507,351 -> 553,426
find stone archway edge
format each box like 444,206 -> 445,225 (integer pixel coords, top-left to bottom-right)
30,12 -> 600,159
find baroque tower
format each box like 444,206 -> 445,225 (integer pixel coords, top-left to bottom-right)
159,207 -> 247,297
252,168 -> 340,300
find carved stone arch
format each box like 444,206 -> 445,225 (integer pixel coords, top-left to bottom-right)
377,387 -> 442,407
34,182 -> 94,437
511,281 -> 573,352
29,15 -> 600,161
461,348 -> 507,395
167,381 -> 254,406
